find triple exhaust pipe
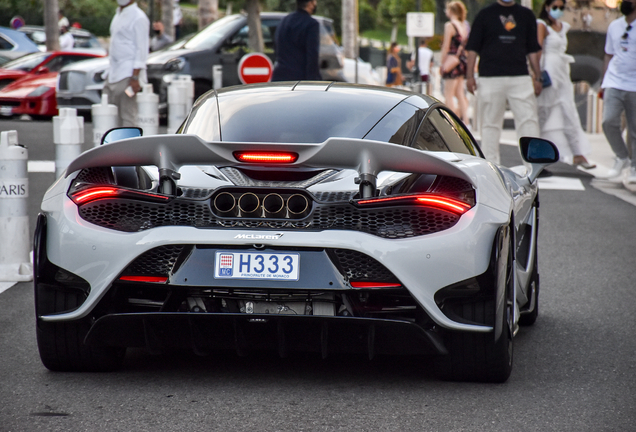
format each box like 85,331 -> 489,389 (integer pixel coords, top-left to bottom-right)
213,191 -> 311,219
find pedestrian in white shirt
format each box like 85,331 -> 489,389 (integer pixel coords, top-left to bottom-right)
407,38 -> 434,94
104,0 -> 149,128
59,25 -> 74,51
599,0 -> 636,183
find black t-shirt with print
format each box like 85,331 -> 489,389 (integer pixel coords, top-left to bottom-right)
466,2 -> 541,77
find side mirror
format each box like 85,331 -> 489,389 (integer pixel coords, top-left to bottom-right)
519,137 -> 560,183
36,66 -> 50,74
101,127 -> 142,145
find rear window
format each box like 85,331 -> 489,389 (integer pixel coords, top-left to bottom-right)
184,87 -> 405,143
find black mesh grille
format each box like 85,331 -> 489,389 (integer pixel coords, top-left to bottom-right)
435,176 -> 471,194
311,205 -> 459,238
122,245 -> 185,276
312,191 -> 357,202
180,188 -> 213,198
432,177 -> 475,203
75,167 -> 114,185
78,199 -> 460,237
330,249 -> 397,281
58,72 -> 69,90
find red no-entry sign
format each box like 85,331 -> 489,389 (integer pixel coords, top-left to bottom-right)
238,53 -> 273,85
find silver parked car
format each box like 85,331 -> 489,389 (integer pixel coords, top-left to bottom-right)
0,26 -> 40,62
56,56 -> 109,113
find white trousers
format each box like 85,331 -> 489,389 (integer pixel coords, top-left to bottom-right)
477,76 -> 540,164
103,77 -> 138,128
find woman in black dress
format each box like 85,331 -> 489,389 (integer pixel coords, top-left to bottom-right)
440,1 -> 470,125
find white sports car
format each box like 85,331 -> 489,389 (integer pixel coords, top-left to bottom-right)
34,82 -> 558,382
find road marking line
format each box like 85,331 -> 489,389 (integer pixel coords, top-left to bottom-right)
28,160 -> 55,173
0,250 -> 33,294
0,282 -> 15,294
538,176 -> 585,191
591,179 -> 636,207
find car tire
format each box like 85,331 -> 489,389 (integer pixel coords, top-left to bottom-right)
36,289 -> 125,372
436,228 -> 514,383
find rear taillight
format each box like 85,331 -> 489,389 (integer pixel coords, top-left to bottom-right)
233,151 -> 298,163
350,281 -> 402,288
355,194 -> 473,215
69,186 -> 170,205
118,275 -> 168,283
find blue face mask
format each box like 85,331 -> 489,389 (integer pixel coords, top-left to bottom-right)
549,8 -> 564,20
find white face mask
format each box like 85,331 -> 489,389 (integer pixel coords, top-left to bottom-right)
549,8 -> 564,20
117,0 -> 130,6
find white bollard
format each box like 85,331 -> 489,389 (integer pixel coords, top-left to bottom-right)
91,94 -> 118,147
137,84 -> 159,136
213,65 -> 223,90
0,130 -> 32,282
167,75 -> 194,134
53,108 -> 84,178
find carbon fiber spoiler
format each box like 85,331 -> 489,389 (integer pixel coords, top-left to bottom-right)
65,134 -> 474,190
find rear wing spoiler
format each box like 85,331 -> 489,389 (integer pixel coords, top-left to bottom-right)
65,134 -> 474,197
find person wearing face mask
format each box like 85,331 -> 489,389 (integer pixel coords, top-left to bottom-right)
535,0 -> 595,169
150,21 -> 173,52
272,0 -> 321,81
103,0 -> 149,127
464,0 -> 542,164
599,0 -> 636,183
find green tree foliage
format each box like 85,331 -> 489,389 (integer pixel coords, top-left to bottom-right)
0,0 -> 120,36
0,0 -> 44,28
378,0 -> 415,25
359,0 -> 377,33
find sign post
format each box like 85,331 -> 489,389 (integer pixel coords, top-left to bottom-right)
406,12 -> 435,38
238,53 -> 274,85
407,12 -> 435,93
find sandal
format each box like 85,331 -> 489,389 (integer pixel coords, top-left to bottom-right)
573,156 -> 596,170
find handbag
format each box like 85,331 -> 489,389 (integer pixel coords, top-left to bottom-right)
442,54 -> 461,74
540,70 -> 552,88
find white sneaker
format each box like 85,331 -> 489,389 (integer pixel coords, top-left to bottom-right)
605,157 -> 630,179
626,166 -> 636,184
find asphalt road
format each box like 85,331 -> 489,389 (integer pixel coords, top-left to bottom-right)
0,118 -> 635,431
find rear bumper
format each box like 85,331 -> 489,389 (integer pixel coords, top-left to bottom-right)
84,312 -> 448,357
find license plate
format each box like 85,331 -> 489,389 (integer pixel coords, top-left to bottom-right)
0,106 -> 13,116
214,251 -> 300,281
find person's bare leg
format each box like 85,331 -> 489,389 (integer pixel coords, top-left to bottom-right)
455,76 -> 470,124
444,78 -> 458,115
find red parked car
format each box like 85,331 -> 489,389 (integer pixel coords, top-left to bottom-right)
0,51 -> 102,118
